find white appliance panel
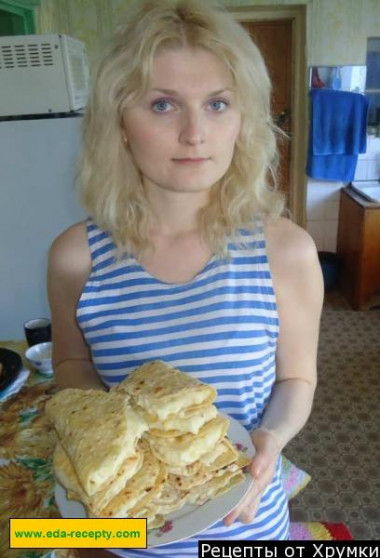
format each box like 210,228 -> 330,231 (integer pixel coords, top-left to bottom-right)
0,116 -> 86,339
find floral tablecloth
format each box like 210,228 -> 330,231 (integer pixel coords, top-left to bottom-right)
0,340 -> 61,558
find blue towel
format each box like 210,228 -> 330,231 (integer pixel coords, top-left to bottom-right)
306,89 -> 369,181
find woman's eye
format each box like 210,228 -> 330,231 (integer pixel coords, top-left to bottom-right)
208,99 -> 228,112
152,100 -> 173,112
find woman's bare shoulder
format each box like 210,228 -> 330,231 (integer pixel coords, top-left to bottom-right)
264,216 -> 319,268
49,221 -> 91,277
264,215 -> 324,309
264,216 -> 323,300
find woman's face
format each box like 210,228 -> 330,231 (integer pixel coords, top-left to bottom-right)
121,47 -> 241,199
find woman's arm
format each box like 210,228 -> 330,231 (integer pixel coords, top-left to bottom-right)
257,216 -> 323,447
47,222 -> 107,391
224,217 -> 324,525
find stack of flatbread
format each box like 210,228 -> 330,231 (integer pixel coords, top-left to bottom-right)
46,361 -> 250,528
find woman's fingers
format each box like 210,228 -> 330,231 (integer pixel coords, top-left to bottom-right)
223,429 -> 281,526
223,477 -> 259,525
223,476 -> 265,525
238,493 -> 261,524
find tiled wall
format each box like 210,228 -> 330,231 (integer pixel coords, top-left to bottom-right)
306,135 -> 380,252
306,180 -> 343,252
354,136 -> 380,181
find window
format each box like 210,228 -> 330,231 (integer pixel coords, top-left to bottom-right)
365,37 -> 380,127
0,0 -> 40,36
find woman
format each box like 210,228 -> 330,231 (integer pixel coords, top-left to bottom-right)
48,0 -> 323,554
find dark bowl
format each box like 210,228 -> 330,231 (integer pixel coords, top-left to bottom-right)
0,348 -> 22,392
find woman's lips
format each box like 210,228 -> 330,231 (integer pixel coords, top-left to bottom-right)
173,158 -> 209,164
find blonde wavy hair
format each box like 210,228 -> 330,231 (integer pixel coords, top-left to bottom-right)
78,0 -> 285,257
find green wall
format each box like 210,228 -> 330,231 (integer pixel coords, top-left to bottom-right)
36,0 -> 380,71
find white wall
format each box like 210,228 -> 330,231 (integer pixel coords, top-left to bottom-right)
0,116 -> 85,340
306,136 -> 380,252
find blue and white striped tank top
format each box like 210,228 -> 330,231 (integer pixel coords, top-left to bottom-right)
76,219 -> 290,554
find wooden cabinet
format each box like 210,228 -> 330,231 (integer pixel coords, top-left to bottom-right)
337,187 -> 380,310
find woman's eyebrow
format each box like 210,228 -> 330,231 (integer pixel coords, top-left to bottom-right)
149,88 -> 234,96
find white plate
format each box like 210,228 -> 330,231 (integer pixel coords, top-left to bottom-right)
55,415 -> 254,550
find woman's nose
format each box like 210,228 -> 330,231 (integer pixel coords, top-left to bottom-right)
179,110 -> 205,145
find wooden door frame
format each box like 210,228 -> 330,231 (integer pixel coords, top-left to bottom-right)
229,5 -> 308,227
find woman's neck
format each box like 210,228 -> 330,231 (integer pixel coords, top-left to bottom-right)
146,188 -> 210,237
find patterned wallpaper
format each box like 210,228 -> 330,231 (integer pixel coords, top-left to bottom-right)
35,0 -> 380,73
36,0 -> 115,72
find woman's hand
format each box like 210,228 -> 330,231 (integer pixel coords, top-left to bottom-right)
223,428 -> 281,525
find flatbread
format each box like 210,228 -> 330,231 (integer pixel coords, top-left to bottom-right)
147,415 -> 229,466
87,506 -> 164,528
149,405 -> 218,437
49,361 -> 247,523
234,452 -> 252,471
146,483 -> 190,515
45,388 -> 148,496
166,459 -> 203,477
146,514 -> 165,529
168,470 -> 212,490
186,469 -> 245,506
132,509 -> 165,528
166,439 -> 247,477
168,449 -> 250,491
100,443 -> 167,518
114,360 -> 216,421
199,438 -> 239,470
54,442 -> 144,514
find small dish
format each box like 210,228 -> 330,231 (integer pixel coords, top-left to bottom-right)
25,342 -> 53,376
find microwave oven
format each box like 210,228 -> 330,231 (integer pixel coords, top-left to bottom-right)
0,34 -> 89,118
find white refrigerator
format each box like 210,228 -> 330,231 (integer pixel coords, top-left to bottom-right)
0,115 -> 85,339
